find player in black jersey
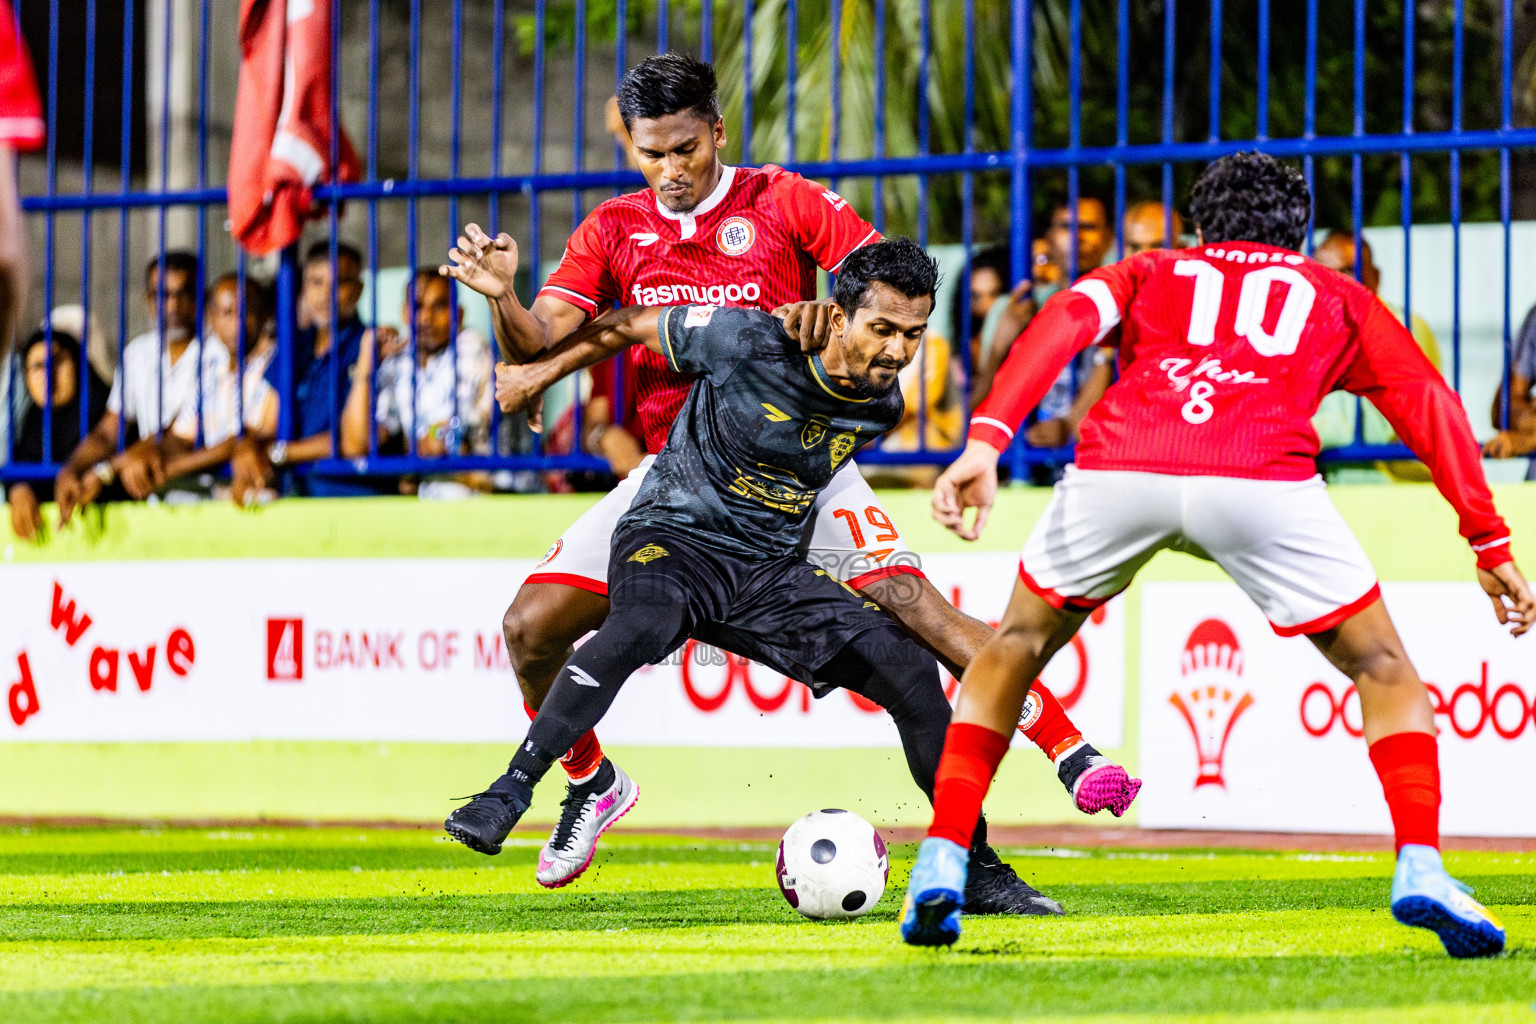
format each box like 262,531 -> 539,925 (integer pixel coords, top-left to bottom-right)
447,239 -> 1062,915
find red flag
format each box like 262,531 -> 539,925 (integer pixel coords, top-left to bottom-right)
228,0 -> 360,256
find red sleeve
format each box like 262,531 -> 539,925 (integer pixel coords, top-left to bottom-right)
765,165 -> 881,272
0,2 -> 42,152
1339,297 -> 1512,569
967,258 -> 1148,451
537,210 -> 620,318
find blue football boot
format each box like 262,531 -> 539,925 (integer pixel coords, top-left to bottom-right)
1390,844 -> 1505,958
900,837 -> 969,947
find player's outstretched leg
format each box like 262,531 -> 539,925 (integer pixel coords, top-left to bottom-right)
1308,600 -> 1504,958
859,571 -> 1138,816
828,623 -> 1061,916
504,582 -> 642,885
1018,683 -> 1142,817
902,583 -> 1086,944
448,594 -> 685,861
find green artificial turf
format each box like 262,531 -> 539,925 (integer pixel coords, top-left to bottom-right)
0,827 -> 1531,1023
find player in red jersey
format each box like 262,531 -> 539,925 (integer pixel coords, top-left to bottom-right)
902,152 -> 1534,955
441,54 -> 1134,902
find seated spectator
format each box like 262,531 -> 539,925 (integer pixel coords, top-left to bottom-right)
949,245 -> 1009,372
231,240 -> 375,502
1483,301 -> 1536,479
1122,200 -> 1185,255
1310,231 -> 1442,481
972,198 -> 1115,407
7,327 -> 111,539
583,355 -> 646,479
136,273 -> 278,491
341,267 -> 491,462
52,251 -> 228,522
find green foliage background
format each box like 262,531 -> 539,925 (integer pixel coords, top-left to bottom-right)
519,0 -> 1534,249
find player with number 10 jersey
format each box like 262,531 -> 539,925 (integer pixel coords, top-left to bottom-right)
904,152 -> 1531,955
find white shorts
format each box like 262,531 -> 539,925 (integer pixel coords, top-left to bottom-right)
526,459 -> 922,595
1020,467 -> 1380,636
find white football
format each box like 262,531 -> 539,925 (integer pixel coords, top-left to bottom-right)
776,809 -> 890,920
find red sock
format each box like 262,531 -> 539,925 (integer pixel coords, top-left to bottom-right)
928,722 -> 1012,849
1368,731 -> 1440,851
1019,684 -> 1083,761
524,702 -> 606,782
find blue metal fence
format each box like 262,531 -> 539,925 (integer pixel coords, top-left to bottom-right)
6,0 -> 1533,491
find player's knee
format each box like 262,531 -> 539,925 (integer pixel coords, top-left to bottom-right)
503,593 -> 576,669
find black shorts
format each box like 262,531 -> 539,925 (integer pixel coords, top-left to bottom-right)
608,526 -> 892,685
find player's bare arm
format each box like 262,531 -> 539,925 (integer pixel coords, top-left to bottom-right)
441,222 -> 588,364
494,305 -> 667,415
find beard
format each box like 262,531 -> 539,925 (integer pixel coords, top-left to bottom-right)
847,363 -> 902,397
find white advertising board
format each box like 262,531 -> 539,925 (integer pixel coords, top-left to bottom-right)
0,553 -> 1124,747
1139,581 -> 1536,837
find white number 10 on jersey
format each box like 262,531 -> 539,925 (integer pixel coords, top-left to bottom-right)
1174,259 -> 1317,357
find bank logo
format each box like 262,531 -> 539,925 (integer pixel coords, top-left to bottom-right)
1168,618 -> 1253,788
267,618 -> 304,682
717,216 -> 756,256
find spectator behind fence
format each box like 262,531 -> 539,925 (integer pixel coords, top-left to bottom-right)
8,328 -> 112,540
231,240 -> 377,502
536,356 -> 645,493
971,199 -> 1114,410
151,274 -> 278,489
583,356 -> 646,479
52,252 -> 228,523
949,245 -> 1009,374
1122,200 -> 1186,256
341,268 -> 492,464
1310,231 -> 1443,482
1483,302 -> 1536,479
869,328 -> 965,488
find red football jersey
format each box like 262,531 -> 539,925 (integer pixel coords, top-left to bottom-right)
0,1 -> 43,152
538,164 -> 880,452
972,241 -> 1511,568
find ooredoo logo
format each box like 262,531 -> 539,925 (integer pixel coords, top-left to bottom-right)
267,618 -> 303,682
1304,662 -> 1535,740
1168,618 -> 1254,788
717,216 -> 756,256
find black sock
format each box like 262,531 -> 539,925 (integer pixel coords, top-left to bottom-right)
493,739 -> 559,813
573,757 -> 615,792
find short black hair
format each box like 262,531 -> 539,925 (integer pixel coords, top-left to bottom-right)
833,238 -> 941,318
144,250 -> 199,289
411,265 -> 453,295
616,53 -> 719,130
1189,151 -> 1311,251
303,240 -> 363,271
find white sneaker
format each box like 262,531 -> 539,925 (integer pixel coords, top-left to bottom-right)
536,759 -> 639,889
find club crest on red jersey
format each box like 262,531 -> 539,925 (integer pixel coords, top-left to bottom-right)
1168,618 -> 1254,789
717,216 -> 756,257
